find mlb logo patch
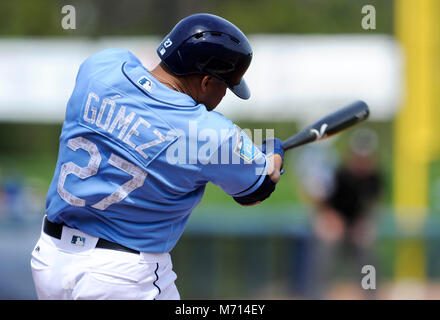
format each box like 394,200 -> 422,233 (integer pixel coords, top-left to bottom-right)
138,76 -> 154,92
71,235 -> 86,246
234,129 -> 258,163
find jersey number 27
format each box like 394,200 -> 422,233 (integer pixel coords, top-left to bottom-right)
57,136 -> 147,210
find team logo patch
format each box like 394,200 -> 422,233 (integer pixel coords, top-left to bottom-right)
234,129 -> 258,163
138,76 -> 154,92
71,235 -> 86,246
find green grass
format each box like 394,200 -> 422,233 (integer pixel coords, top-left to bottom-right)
0,152 -> 56,195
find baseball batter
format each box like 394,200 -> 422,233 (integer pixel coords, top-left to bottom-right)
30,13 -> 284,300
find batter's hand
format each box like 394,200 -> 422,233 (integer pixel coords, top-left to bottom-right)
268,153 -> 283,183
261,138 -> 284,183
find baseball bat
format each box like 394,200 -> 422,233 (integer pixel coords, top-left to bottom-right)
282,100 -> 369,151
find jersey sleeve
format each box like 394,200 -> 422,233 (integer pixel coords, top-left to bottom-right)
201,125 -> 269,197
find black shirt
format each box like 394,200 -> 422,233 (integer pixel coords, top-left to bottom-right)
326,167 -> 381,224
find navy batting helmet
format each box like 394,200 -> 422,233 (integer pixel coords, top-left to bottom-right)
157,13 -> 253,100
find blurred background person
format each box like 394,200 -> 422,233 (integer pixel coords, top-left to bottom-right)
296,128 -> 383,299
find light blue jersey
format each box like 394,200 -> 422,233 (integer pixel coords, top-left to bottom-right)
46,49 -> 268,252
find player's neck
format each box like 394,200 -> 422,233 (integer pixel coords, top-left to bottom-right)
150,64 -> 199,101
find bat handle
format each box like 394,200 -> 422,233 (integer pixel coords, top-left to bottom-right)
282,129 -> 316,151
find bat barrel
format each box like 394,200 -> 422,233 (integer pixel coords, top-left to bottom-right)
282,100 -> 369,151
323,100 -> 369,136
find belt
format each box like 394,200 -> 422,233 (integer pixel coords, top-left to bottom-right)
43,216 -> 140,255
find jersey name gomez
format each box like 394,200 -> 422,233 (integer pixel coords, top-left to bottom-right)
46,48 -> 268,252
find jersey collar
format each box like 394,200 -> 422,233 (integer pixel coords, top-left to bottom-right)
122,61 -> 197,108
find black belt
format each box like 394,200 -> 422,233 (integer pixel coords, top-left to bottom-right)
43,216 -> 139,255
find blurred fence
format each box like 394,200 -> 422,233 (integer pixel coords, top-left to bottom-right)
2,205 -> 440,299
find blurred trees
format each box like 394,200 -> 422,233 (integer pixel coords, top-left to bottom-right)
0,0 -> 393,37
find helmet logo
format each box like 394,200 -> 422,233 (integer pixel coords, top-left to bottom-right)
164,38 -> 173,48
159,38 -> 173,56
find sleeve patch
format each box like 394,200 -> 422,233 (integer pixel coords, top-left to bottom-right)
233,128 -> 259,163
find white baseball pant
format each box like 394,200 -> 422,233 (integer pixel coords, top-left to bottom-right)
30,218 -> 180,300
